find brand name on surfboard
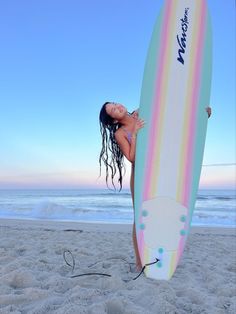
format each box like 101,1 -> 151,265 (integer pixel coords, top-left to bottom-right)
177,8 -> 190,65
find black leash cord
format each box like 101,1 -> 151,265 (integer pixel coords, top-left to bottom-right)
71,273 -> 111,278
63,250 -> 159,281
132,258 -> 159,280
63,250 -> 75,272
63,249 -> 112,278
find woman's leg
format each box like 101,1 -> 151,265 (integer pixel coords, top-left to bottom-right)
130,164 -> 142,270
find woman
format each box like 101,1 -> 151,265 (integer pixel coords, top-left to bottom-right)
99,102 -> 211,270
99,102 -> 144,270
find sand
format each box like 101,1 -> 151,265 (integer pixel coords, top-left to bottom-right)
0,218 -> 235,314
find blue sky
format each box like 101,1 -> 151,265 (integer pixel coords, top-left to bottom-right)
0,0 -> 235,190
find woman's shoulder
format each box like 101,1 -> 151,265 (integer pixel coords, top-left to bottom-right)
115,127 -> 126,140
115,127 -> 122,136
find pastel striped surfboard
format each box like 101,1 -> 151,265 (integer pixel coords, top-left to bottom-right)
134,0 -> 212,280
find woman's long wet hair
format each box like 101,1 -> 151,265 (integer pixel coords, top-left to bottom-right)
99,102 -> 126,191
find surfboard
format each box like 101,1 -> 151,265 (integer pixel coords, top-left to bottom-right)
134,0 -> 212,280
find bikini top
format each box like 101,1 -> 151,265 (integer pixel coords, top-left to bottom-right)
121,127 -> 132,144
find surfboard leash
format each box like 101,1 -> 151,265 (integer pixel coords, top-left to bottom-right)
63,249 -> 159,281
63,249 -> 111,278
132,258 -> 160,280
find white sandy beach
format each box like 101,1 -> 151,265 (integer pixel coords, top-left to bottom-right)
0,218 -> 235,314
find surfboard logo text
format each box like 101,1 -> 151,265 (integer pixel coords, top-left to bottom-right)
177,8 -> 189,65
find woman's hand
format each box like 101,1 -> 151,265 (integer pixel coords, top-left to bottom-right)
206,107 -> 212,118
131,109 -> 139,120
133,118 -> 145,137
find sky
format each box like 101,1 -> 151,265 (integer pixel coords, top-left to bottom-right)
0,0 -> 235,190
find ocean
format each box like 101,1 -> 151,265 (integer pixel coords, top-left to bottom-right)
0,189 -> 235,228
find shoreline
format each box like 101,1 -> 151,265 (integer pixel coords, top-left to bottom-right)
0,217 -> 235,235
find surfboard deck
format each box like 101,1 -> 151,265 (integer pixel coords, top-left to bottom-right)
134,0 -> 212,280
